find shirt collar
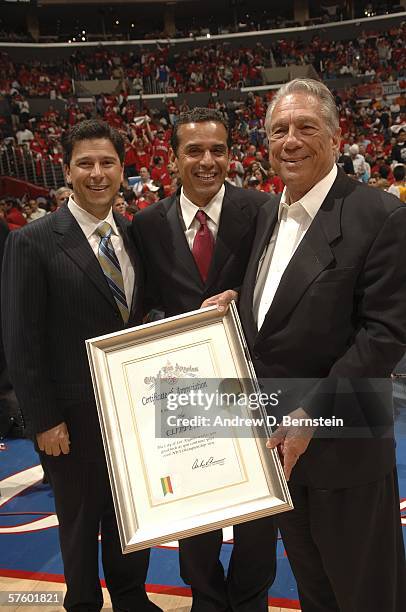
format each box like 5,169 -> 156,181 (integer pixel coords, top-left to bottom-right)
180,184 -> 225,230
68,196 -> 118,240
279,164 -> 338,221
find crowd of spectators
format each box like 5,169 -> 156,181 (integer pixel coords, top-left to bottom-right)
1,21 -> 405,225
0,186 -> 71,229
0,53 -> 73,99
1,24 -> 405,99
1,77 -> 405,229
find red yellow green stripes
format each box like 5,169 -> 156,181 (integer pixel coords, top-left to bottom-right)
160,476 -> 173,496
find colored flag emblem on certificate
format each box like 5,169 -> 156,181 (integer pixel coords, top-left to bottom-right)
161,476 -> 173,496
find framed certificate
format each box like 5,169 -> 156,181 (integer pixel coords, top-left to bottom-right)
86,302 -> 292,553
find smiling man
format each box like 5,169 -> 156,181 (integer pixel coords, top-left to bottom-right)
235,79 -> 406,611
132,108 -> 271,318
132,108 -> 276,611
2,120 -> 161,612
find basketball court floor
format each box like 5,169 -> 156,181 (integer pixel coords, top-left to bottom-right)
1,406 -> 405,612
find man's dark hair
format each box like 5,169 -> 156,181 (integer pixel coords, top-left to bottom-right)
62,120 -> 125,165
170,107 -> 231,155
393,164 -> 405,182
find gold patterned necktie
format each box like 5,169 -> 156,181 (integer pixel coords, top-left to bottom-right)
96,222 -> 129,323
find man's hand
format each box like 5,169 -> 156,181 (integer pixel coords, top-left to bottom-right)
37,422 -> 70,456
201,290 -> 238,312
266,408 -> 315,481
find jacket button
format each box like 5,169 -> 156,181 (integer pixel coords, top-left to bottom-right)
253,351 -> 260,359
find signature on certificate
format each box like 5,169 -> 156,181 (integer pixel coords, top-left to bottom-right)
192,456 -> 226,469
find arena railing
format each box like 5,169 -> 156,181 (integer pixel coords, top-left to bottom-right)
0,145 -> 66,191
1,11 -> 404,51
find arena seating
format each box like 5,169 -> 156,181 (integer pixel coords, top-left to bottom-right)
0,19 -> 405,221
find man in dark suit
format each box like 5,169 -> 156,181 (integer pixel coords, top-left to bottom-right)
234,79 -> 406,611
1,120 -> 161,612
0,217 -> 12,438
132,108 -> 270,320
132,108 -> 276,611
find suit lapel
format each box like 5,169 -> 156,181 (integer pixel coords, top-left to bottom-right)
244,197 -> 279,302
205,183 -> 258,289
240,199 -> 279,341
256,172 -> 346,339
160,194 -> 205,289
52,205 -> 119,313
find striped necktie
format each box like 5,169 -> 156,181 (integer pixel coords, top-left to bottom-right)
96,222 -> 129,323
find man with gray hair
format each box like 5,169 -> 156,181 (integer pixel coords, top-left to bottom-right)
348,143 -> 367,180
209,78 -> 406,610
54,186 -> 73,208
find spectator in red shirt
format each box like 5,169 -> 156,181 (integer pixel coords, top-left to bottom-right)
252,167 -> 274,193
133,137 -> 152,171
150,156 -> 171,186
151,128 -> 170,164
136,185 -> 159,210
4,199 -> 27,230
124,136 -> 138,178
267,167 -> 284,193
242,144 -> 257,168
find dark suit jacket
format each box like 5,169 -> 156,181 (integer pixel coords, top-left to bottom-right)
132,182 -> 271,317
240,169 -> 406,488
1,205 -> 144,459
0,219 -> 9,376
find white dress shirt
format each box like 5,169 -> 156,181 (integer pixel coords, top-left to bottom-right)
68,196 -> 135,309
254,165 -> 337,329
28,208 -> 47,222
180,185 -> 224,249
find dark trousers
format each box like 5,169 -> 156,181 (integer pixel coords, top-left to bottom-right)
43,454 -> 162,612
179,515 -> 277,611
277,470 -> 406,612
